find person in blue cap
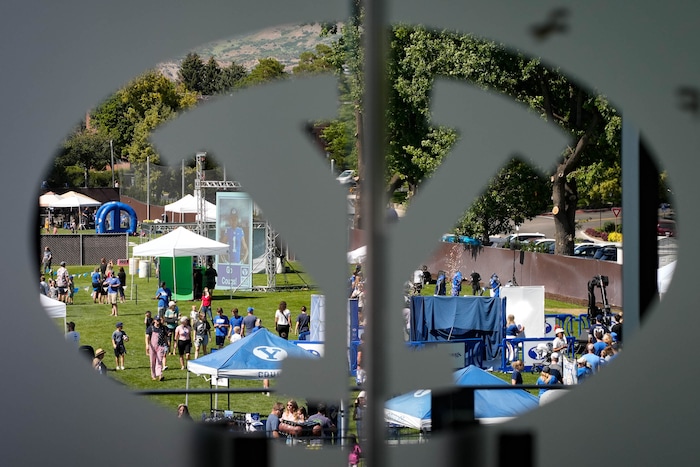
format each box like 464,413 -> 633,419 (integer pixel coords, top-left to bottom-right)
241,306 -> 257,337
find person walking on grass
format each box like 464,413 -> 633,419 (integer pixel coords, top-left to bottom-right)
274,301 -> 292,339
193,311 -> 211,359
107,271 -> 120,316
146,316 -> 168,381
112,321 -> 128,370
174,316 -> 193,371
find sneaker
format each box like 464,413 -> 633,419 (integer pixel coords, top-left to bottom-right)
121,366 -> 125,370
163,366 -> 168,370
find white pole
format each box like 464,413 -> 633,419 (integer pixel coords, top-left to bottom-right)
110,140 -> 115,187
146,156 -> 150,221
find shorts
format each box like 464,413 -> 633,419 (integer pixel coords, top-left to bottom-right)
108,293 -> 118,304
177,339 -> 192,356
215,335 -> 226,347
57,286 -> 67,294
92,282 -> 100,292
114,344 -> 126,357
195,334 -> 209,348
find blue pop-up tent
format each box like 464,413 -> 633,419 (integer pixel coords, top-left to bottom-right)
384,365 -> 539,429
187,328 -> 320,379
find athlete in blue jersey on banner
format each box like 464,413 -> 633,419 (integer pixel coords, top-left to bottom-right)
224,207 -> 249,264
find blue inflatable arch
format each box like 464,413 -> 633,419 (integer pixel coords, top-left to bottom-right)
95,201 -> 138,234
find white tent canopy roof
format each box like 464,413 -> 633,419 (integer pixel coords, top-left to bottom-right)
40,294 -> 66,330
39,192 -> 62,207
49,191 -> 101,208
164,194 -> 216,222
132,226 -> 229,257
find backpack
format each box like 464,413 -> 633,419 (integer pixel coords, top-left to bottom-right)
348,444 -> 362,464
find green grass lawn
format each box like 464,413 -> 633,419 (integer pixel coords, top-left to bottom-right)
51,260 -> 338,422
46,254 -> 583,428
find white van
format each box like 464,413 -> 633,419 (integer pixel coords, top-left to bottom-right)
503,232 -> 546,246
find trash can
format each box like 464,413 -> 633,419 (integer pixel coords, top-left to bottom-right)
139,260 -> 150,278
128,258 -> 139,276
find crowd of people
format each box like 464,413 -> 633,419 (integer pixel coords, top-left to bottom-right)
507,311 -> 624,394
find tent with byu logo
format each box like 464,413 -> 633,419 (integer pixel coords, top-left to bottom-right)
186,328 -> 319,379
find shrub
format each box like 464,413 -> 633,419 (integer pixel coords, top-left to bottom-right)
608,232 -> 623,242
603,221 -> 617,233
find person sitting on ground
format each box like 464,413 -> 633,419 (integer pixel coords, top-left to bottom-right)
93,348 -> 108,375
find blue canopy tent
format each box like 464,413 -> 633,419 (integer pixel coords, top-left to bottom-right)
384,365 -> 539,429
410,295 -> 505,360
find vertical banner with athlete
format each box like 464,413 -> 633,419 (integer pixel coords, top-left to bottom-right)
216,192 -> 253,292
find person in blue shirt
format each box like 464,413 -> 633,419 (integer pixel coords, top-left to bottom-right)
155,282 -> 171,319
213,307 -> 230,349
91,267 -> 101,303
434,271 -> 447,296
536,366 -> 556,397
227,308 -> 244,340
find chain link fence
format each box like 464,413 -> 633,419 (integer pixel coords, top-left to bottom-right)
39,234 -> 129,268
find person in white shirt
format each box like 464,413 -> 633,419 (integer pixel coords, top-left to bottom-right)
65,321 -> 80,348
274,300 -> 291,339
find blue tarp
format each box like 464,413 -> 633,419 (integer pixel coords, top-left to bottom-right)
410,295 -> 505,360
384,365 -> 539,429
186,329 -> 319,379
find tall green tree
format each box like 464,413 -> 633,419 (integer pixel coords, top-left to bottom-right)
91,70 -> 197,163
201,57 -> 223,95
52,127 -> 113,188
293,44 -> 336,74
219,61 -> 248,91
178,52 -> 206,94
454,159 -> 551,243
241,58 -> 287,86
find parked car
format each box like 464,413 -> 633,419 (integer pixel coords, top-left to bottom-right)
336,169 -> 356,185
657,219 -> 676,237
441,233 -> 481,246
593,245 -> 619,262
533,238 -> 555,253
501,232 -> 546,248
573,243 -> 603,258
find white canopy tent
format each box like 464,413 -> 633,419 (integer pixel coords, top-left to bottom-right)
133,227 -> 229,257
39,192 -> 62,207
49,191 -> 101,208
132,227 -> 229,298
347,245 -> 367,263
40,294 -> 66,330
164,194 -> 216,222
